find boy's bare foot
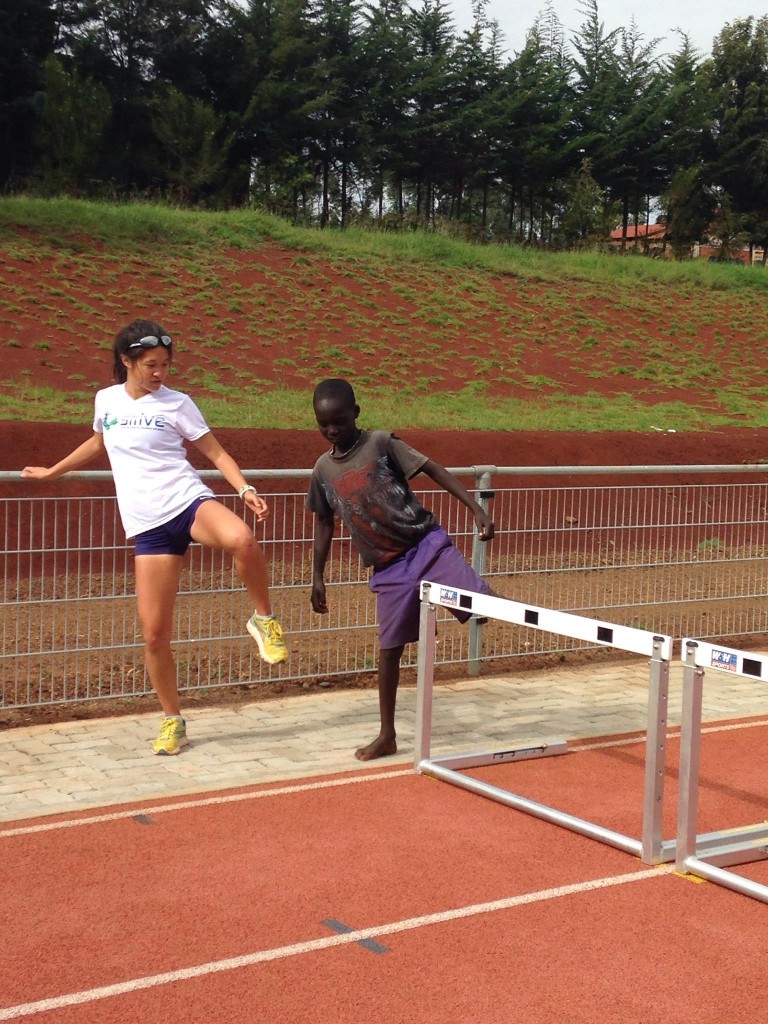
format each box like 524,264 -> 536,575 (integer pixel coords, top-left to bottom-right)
354,734 -> 397,761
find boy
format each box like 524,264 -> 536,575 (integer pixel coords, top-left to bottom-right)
307,378 -> 494,761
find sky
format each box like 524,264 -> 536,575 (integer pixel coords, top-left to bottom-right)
446,0 -> 768,59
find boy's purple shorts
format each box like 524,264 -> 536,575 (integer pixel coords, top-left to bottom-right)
368,525 -> 491,649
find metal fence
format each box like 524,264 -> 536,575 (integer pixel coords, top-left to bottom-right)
2,463 -> 768,711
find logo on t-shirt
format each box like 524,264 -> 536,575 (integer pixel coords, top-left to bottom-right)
105,412 -> 166,431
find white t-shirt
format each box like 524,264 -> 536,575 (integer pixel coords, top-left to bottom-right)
93,383 -> 214,538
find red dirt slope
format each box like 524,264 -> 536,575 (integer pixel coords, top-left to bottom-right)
4,422 -> 768,475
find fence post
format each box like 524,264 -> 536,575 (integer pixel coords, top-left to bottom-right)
468,467 -> 494,676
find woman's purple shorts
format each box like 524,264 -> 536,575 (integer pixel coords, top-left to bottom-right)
134,496 -> 214,556
368,525 -> 491,649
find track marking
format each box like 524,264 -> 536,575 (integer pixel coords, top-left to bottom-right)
322,918 -> 390,954
573,716 -> 768,752
0,865 -> 674,1021
0,769 -> 412,838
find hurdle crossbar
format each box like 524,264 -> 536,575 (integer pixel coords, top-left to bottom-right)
414,582 -> 674,864
675,640 -> 768,903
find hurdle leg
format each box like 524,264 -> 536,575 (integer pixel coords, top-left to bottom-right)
641,637 -> 671,864
675,641 -> 768,901
467,470 -> 493,677
676,642 -> 704,873
414,584 -> 438,768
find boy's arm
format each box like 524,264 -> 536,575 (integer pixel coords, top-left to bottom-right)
311,512 -> 335,613
22,432 -> 105,480
420,459 -> 495,541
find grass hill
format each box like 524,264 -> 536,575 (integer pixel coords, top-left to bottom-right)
2,196 -> 768,432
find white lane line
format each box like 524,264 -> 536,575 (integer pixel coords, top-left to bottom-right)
0,769 -> 413,837
574,716 -> 768,752
0,865 -> 674,1021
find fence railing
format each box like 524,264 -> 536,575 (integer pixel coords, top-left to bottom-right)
2,463 -> 768,710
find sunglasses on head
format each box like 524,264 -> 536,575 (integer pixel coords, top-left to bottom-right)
128,334 -> 172,350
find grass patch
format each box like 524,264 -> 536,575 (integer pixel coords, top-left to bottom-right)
0,379 -> 738,431
190,389 -> 764,432
1,196 -> 768,296
0,383 -> 94,422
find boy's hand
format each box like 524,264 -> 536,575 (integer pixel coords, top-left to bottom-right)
311,581 -> 328,614
475,510 -> 495,541
21,467 -> 52,480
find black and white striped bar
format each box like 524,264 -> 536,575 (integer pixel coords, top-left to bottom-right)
419,583 -> 673,661
415,582 -> 674,865
675,639 -> 768,904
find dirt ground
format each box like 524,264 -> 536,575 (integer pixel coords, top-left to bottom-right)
6,422 -> 768,477
2,238 -> 764,418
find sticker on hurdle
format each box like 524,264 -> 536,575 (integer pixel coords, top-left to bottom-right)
414,582 -> 675,865
675,639 -> 768,904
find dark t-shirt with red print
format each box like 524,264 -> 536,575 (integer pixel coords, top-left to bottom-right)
306,430 -> 437,569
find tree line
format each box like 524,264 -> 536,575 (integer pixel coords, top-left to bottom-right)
3,0 -> 768,254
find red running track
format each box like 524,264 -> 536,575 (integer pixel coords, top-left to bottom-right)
2,721 -> 768,1023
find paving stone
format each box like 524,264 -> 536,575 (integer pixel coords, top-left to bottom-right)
2,656 -> 768,824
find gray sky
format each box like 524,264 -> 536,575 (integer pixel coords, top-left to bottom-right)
447,0 -> 768,59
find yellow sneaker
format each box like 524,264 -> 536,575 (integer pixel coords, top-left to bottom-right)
247,613 -> 288,664
152,716 -> 188,755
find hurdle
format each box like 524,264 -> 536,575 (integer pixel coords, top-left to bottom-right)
414,582 -> 675,864
675,640 -> 768,902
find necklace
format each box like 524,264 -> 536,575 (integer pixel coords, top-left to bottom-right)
333,429 -> 363,456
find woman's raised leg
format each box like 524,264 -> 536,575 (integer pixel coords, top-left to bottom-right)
191,499 -> 272,613
191,499 -> 288,664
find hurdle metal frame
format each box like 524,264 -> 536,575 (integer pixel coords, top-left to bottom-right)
675,639 -> 768,902
414,582 -> 675,864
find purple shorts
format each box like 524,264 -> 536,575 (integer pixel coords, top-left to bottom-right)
134,496 -> 214,556
368,526 -> 492,649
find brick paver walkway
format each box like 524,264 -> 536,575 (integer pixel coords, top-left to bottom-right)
2,656 -> 767,823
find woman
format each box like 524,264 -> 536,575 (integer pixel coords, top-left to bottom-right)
22,318 -> 287,755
